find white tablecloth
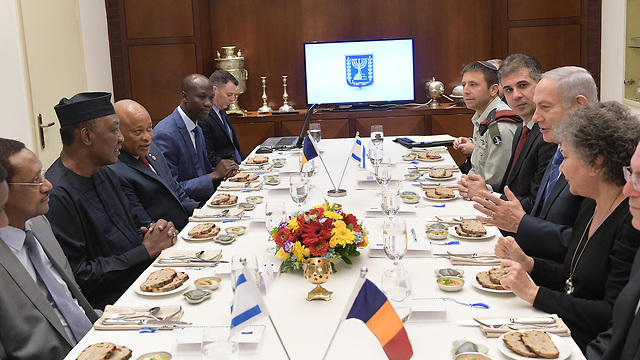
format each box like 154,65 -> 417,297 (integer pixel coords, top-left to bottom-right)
64,137 -> 585,360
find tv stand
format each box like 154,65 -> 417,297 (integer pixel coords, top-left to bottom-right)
332,104 -> 389,112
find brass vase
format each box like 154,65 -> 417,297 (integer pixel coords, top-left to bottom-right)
215,46 -> 248,115
304,258 -> 333,301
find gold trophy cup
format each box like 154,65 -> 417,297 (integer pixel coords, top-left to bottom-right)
304,258 -> 333,301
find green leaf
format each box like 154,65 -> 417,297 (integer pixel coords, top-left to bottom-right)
342,256 -> 352,265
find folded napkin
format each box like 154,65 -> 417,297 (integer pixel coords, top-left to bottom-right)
218,180 -> 264,191
478,314 -> 571,338
238,163 -> 273,173
369,242 -> 431,258
356,178 -> 400,190
449,251 -> 501,266
94,305 -> 184,331
364,207 -> 416,217
188,208 -> 245,222
152,249 -> 222,267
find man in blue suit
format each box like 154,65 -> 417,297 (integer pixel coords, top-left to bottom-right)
154,74 -> 238,204
109,99 -> 199,230
200,70 -> 247,167
472,66 -> 597,262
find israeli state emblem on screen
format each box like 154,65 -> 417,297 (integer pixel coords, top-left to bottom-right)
346,54 -> 374,87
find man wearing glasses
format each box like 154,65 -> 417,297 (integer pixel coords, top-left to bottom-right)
0,139 -> 98,359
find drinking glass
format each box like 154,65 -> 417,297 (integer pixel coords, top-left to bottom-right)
371,124 -> 384,146
381,264 -> 412,324
381,189 -> 400,220
289,173 -> 309,215
374,162 -> 391,189
299,154 -> 316,179
382,218 -> 407,264
202,327 -> 239,360
230,254 -> 259,292
368,140 -> 383,170
265,201 -> 287,252
309,123 -> 322,143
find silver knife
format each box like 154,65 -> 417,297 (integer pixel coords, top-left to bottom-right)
102,318 -> 192,326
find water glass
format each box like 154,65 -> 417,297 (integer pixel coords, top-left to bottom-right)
371,124 -> 384,146
374,162 -> 391,189
381,189 -> 400,219
382,218 -> 407,264
230,254 -> 259,292
299,154 -> 316,178
381,265 -> 412,324
265,201 -> 287,236
368,140 -> 383,169
289,173 -> 309,215
309,123 -> 321,143
202,328 -> 239,360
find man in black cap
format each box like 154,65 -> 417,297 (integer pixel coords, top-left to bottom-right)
45,92 -> 178,309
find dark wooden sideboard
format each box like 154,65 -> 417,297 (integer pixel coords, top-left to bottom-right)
229,104 -> 474,165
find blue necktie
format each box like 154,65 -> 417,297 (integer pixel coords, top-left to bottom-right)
220,110 -> 243,163
24,230 -> 93,343
543,150 -> 563,203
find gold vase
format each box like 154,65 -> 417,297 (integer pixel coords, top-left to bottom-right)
304,258 -> 333,301
215,46 -> 248,115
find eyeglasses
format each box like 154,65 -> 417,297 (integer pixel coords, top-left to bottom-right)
623,166 -> 640,192
9,171 -> 46,188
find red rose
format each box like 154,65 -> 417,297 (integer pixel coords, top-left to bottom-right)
343,213 -> 358,227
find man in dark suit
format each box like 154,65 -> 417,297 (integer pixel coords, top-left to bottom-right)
458,54 -> 556,215
0,139 -> 99,359
109,99 -> 199,230
154,74 -> 238,203
586,141 -> 640,359
200,70 -> 247,167
471,66 -> 597,262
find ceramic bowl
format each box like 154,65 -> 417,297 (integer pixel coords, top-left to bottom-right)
183,289 -> 212,304
246,195 -> 264,204
404,173 -> 420,181
427,222 -> 449,231
402,153 -> 417,161
437,276 -> 464,292
214,234 -> 237,245
454,352 -> 491,360
427,229 -> 448,240
225,226 -> 246,236
402,195 -> 420,204
194,276 -> 221,291
434,268 -> 464,278
137,351 -> 172,360
401,190 -> 418,197
238,202 -> 255,211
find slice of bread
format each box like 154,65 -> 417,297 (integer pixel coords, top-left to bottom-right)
459,220 -> 486,237
503,332 -> 537,358
76,342 -> 116,360
211,193 -> 238,205
429,169 -> 453,178
188,223 -> 220,238
522,330 -> 560,359
151,271 -> 189,293
246,155 -> 269,164
476,270 -> 506,290
139,268 -> 177,292
425,187 -> 454,199
489,267 -> 506,284
108,346 -> 132,360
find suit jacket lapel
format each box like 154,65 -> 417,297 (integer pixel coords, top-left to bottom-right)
539,174 -> 568,218
507,125 -> 540,183
531,159 -> 553,216
212,110 -> 233,143
173,111 -> 204,175
0,237 -> 73,345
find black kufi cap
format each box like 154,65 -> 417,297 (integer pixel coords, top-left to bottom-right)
54,92 -> 115,128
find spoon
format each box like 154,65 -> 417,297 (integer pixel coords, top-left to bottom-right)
113,306 -> 161,319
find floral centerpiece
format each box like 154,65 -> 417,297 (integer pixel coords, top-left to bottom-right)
272,202 -> 368,273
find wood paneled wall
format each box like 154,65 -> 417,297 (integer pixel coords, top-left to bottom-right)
106,0 -> 601,123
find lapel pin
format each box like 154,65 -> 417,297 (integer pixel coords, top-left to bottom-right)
149,154 -> 157,161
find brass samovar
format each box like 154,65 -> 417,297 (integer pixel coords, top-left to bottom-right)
215,46 -> 248,115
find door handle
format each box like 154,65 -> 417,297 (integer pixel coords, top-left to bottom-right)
37,113 -> 55,149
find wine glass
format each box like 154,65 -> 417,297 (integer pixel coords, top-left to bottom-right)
381,264 -> 412,324
289,173 -> 309,215
265,201 -> 287,252
382,218 -> 407,265
299,153 -> 316,179
374,162 -> 391,190
381,188 -> 400,219
371,124 -> 384,146
309,123 -> 321,143
368,140 -> 383,171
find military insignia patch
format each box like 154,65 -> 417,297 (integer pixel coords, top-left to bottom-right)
492,135 -> 502,146
346,54 -> 374,87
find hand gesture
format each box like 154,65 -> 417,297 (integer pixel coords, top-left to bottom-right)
471,186 -> 526,233
499,259 -> 539,304
495,236 -> 534,272
458,173 -> 487,201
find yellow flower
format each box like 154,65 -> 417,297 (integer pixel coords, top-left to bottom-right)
292,242 -> 310,261
324,211 -> 342,220
330,220 -> 355,247
288,218 -> 299,231
276,247 -> 290,259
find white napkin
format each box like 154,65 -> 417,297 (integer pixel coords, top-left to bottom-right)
188,208 -> 245,222
218,181 -> 264,191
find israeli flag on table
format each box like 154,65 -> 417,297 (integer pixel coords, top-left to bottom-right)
300,135 -> 319,171
350,135 -> 367,170
230,267 -> 269,332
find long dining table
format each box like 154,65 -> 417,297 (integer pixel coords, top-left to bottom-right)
63,137 -> 585,360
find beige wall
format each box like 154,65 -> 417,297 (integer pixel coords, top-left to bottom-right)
0,0 -> 112,150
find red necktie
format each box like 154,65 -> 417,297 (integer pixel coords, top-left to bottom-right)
507,126 -> 531,179
138,155 -> 151,169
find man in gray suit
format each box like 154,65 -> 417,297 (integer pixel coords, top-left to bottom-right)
0,138 -> 99,360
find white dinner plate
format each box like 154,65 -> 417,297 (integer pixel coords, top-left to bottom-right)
417,157 -> 443,162
498,331 -> 570,360
472,279 -> 513,294
179,224 -> 220,241
134,278 -> 190,297
423,192 -> 459,201
241,161 -> 271,166
448,225 -> 496,240
426,174 -> 456,181
206,202 -> 238,209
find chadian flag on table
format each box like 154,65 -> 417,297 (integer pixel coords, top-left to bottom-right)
300,135 -> 319,171
342,278 -> 413,360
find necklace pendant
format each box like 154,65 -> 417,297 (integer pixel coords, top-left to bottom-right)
564,277 -> 574,295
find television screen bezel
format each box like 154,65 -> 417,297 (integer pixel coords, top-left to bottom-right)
303,38 -> 415,107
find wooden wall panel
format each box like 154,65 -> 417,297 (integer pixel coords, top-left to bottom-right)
355,116 -> 425,137
507,0 -> 580,20
234,122 -> 276,154
124,0 -> 194,39
128,44 -> 197,122
281,119 -> 349,139
432,114 -> 474,165
507,25 -> 582,71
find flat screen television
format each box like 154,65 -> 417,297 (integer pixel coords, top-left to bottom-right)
303,38 -> 415,107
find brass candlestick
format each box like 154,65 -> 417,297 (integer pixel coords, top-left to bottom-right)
257,76 -> 273,113
277,75 -> 295,113
304,258 -> 332,301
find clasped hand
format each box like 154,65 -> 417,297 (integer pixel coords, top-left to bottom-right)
141,219 -> 177,258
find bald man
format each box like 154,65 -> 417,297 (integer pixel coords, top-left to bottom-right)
109,100 -> 199,230
153,74 -> 238,204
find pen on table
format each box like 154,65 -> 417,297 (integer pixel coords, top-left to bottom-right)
411,228 -> 417,242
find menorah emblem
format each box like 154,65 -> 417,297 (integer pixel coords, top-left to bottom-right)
345,54 -> 374,87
